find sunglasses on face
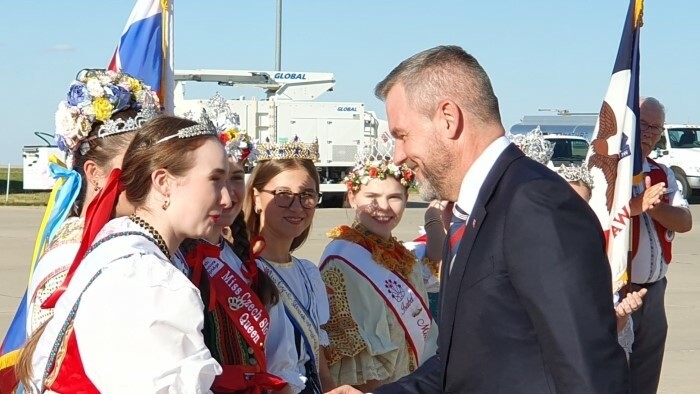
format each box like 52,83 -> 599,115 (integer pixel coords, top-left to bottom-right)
260,189 -> 321,209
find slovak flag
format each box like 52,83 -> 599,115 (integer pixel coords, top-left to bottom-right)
586,0 -> 645,293
108,0 -> 174,113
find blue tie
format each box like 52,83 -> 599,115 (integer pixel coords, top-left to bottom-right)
447,204 -> 468,270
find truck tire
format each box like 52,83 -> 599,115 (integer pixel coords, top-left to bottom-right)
672,168 -> 691,201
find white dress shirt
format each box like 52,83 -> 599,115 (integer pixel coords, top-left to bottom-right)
449,136 -> 511,271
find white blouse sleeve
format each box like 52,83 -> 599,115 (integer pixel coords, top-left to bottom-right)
299,258 -> 330,346
74,253 -> 221,393
661,165 -> 690,208
265,302 -> 307,393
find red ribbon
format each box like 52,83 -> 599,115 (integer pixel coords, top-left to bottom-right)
212,365 -> 287,394
0,363 -> 18,394
185,242 -> 221,312
42,169 -> 123,309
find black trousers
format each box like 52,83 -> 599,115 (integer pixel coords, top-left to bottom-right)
629,277 -> 668,394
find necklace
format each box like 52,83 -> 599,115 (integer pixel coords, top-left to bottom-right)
129,214 -> 171,259
327,222 -> 415,278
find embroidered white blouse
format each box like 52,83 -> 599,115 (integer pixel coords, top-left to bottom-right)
30,217 -> 220,393
257,256 -> 331,378
26,217 -> 84,337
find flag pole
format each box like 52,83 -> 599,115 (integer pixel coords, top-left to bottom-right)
626,0 -> 644,297
162,0 -> 175,114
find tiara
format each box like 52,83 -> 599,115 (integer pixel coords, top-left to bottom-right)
343,137 -> 414,191
219,128 -> 257,163
557,164 -> 594,189
255,136 -> 320,162
55,69 -> 160,155
156,110 -> 219,144
96,102 -> 159,139
508,127 -> 554,165
181,93 -> 256,163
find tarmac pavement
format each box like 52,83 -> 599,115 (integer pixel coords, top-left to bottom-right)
1,202 -> 698,392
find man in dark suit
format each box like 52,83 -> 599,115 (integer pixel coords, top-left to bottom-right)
327,45 -> 628,393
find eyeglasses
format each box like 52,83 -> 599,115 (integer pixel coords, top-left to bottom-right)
640,120 -> 664,135
260,189 -> 321,209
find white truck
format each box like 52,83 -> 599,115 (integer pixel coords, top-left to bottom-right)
173,70 -> 385,207
21,132 -> 63,190
651,124 -> 700,200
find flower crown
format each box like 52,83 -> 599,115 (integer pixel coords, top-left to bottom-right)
256,136 -> 320,162
55,69 -> 160,154
344,159 -> 415,192
557,164 -> 594,190
507,127 -> 554,165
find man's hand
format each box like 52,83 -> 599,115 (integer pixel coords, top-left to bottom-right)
325,385 -> 364,394
630,176 -> 666,216
615,288 -> 648,318
425,200 -> 453,232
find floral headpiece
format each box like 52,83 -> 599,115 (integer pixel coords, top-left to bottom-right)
256,136 -> 320,162
343,138 -> 414,191
55,69 -> 160,155
557,163 -> 594,190
507,127 -> 554,165
182,93 -> 257,163
344,159 -> 414,191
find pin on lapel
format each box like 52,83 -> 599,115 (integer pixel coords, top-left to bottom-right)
472,219 -> 477,228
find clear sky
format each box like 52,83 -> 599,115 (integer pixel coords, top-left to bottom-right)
0,0 -> 697,164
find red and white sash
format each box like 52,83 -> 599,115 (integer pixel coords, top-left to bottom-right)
320,240 -> 432,362
203,257 -> 271,364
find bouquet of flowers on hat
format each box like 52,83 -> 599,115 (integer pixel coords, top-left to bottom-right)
54,69 -> 160,154
343,138 -> 415,191
507,127 -> 554,165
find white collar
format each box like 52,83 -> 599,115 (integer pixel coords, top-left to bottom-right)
456,136 -> 511,215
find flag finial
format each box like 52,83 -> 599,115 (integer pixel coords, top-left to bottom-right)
634,0 -> 644,28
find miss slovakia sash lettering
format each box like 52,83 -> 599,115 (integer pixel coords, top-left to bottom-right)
202,257 -> 271,367
320,240 -> 432,362
259,260 -> 321,371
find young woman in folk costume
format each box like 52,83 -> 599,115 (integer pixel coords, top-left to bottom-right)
0,69 -> 158,393
174,113 -> 303,394
24,69 -> 160,337
244,138 -> 334,393
15,115 -> 232,393
510,128 -> 647,354
319,157 -> 438,391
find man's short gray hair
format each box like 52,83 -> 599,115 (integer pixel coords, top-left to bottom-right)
375,45 -> 501,124
640,96 -> 666,115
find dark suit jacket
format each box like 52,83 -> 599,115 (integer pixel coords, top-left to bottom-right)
376,144 -> 629,393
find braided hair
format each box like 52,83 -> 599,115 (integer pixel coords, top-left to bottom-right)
227,212 -> 280,306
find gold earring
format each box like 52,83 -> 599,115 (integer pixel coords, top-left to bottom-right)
162,197 -> 170,210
